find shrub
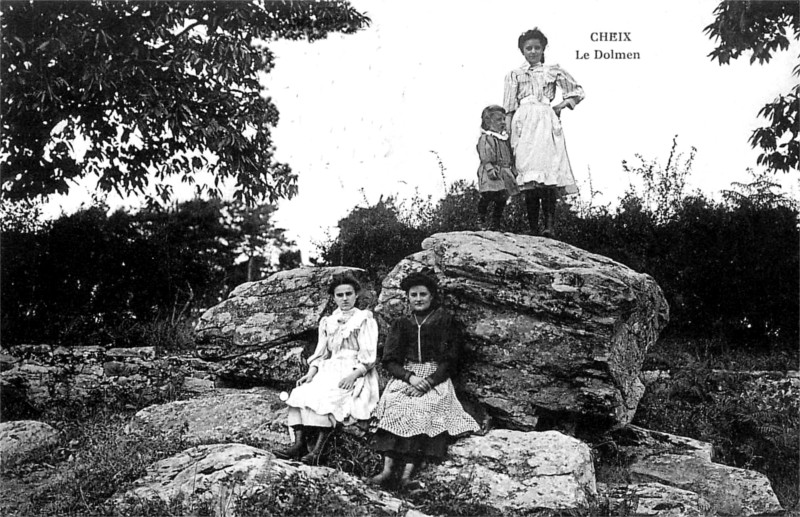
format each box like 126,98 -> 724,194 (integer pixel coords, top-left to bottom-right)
318,197 -> 427,285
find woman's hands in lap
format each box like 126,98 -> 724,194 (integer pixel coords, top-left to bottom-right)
338,371 -> 361,390
408,375 -> 433,396
296,370 -> 317,386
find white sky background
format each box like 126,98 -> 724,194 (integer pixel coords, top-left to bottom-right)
44,0 -> 800,261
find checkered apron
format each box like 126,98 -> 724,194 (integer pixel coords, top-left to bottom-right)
372,360 -> 479,438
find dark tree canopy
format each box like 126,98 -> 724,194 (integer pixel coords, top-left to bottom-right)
704,0 -> 799,173
1,0 -> 370,204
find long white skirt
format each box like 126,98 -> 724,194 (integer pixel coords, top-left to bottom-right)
511,102 -> 578,194
285,350 -> 378,425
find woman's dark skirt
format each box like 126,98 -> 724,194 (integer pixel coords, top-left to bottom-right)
370,429 -> 450,459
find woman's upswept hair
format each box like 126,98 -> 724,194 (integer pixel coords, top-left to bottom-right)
518,27 -> 548,63
328,272 -> 361,295
400,269 -> 438,298
481,105 -> 506,130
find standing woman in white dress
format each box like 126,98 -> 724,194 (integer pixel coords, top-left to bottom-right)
504,27 -> 585,237
275,273 -> 379,464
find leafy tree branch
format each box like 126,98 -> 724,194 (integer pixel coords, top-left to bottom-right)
1,0 -> 370,204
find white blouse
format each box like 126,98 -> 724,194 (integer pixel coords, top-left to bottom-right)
307,308 -> 377,375
503,62 -> 585,113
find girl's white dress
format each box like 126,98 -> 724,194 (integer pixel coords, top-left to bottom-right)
285,308 -> 379,424
503,62 -> 584,194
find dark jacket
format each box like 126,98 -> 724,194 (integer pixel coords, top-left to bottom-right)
381,307 -> 463,386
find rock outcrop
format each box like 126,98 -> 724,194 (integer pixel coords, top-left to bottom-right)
128,388 -> 287,445
612,425 -> 715,462
110,443 -> 426,517
0,345 -> 219,411
194,266 -> 376,387
599,482 -> 714,517
428,429 -> 596,513
630,454 -> 782,516
615,426 -> 783,516
377,231 -> 669,430
0,420 -> 59,467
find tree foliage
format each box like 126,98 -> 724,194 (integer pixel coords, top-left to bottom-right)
319,197 -> 427,285
704,0 -> 799,172
0,0 -> 369,203
224,201 -> 296,284
1,198 -> 296,346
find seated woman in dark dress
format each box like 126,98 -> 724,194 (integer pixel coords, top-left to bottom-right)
370,271 -> 479,487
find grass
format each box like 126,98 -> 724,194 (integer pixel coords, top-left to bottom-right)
1,402 -> 190,516
642,335 -> 799,372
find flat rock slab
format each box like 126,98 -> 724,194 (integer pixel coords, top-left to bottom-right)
630,453 -> 783,516
377,231 -> 669,430
428,429 -> 596,512
0,420 -> 59,467
128,389 -> 287,445
599,482 -> 714,517
110,443 -> 426,517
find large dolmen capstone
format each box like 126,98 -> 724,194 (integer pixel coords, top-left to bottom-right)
376,231 -> 668,430
194,266 -> 375,386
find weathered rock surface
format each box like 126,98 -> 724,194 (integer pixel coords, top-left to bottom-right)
110,443 -> 426,517
613,425 -> 715,462
128,388 -> 287,445
598,482 -> 714,517
428,429 -> 596,512
613,425 -> 783,516
0,344 -> 221,410
194,266 -> 377,386
377,231 -> 669,430
0,420 -> 59,467
630,454 -> 783,516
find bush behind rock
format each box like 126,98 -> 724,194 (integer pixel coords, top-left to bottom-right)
320,179 -> 798,344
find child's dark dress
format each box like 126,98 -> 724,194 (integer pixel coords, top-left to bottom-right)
371,307 -> 479,459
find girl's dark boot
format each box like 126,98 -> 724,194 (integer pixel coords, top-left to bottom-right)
274,426 -> 306,459
542,190 -> 556,238
490,198 -> 505,230
301,427 -> 333,465
524,190 -> 541,235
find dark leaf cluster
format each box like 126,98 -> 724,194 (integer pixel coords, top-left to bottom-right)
704,0 -> 799,65
704,0 -> 799,172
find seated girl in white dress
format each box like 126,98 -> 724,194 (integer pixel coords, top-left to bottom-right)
274,273 -> 379,464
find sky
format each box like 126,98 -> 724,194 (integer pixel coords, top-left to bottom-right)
43,0 -> 799,261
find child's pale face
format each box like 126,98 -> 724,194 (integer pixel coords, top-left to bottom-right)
487,112 -> 506,133
522,38 -> 544,65
407,285 -> 433,312
333,284 -> 357,311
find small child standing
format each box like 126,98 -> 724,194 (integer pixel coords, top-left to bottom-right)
476,105 -> 519,230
